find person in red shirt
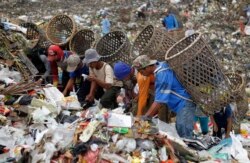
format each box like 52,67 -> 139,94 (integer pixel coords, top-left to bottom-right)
47,45 -> 73,91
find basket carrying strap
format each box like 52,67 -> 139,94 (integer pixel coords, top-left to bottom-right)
156,67 -> 193,102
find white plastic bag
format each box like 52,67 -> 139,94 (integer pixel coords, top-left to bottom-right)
244,25 -> 250,35
0,68 -> 21,83
230,133 -> 249,162
60,95 -> 81,110
43,87 -> 64,105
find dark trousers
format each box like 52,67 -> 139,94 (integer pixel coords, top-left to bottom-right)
62,70 -> 70,91
96,86 -> 121,109
213,125 -> 227,139
76,80 -> 91,106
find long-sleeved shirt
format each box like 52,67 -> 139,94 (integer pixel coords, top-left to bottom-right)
154,62 -> 191,113
50,51 -> 72,86
39,54 -> 50,80
136,72 -> 154,116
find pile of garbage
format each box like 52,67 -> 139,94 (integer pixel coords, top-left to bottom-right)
187,0 -> 250,74
0,0 -> 250,162
0,83 -> 249,162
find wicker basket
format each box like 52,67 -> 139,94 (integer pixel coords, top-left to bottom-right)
167,29 -> 185,42
131,25 -> 175,61
226,73 -> 248,126
165,33 -> 232,114
131,25 -> 164,60
157,32 -> 176,60
226,73 -> 246,99
20,22 -> 51,49
20,22 -> 40,40
69,29 -> 95,57
37,29 -> 52,49
20,22 -> 40,48
46,14 -> 77,46
96,31 -> 130,64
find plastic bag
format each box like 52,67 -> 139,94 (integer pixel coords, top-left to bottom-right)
0,68 -> 21,83
245,25 -> 250,35
60,95 -> 81,110
137,140 -> 155,150
32,107 -> 51,123
155,119 -> 180,139
31,98 -> 59,115
52,126 -> 75,150
43,87 -> 64,105
116,138 -> 136,152
230,133 -> 249,162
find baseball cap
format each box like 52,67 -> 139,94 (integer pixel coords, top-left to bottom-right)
47,45 -> 64,62
83,49 -> 100,65
66,55 -> 81,72
114,61 -> 132,80
132,55 -> 157,70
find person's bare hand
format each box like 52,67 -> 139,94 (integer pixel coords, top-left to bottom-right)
36,78 -> 43,85
87,75 -> 96,82
85,94 -> 94,102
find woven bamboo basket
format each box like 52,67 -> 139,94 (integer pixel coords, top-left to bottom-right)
20,22 -> 51,49
131,25 -> 164,60
131,25 -> 175,61
20,22 -> 40,48
20,22 -> 40,40
37,29 -> 52,49
165,33 -> 232,114
46,14 -> 77,46
226,73 -> 248,129
69,29 -> 95,57
226,73 -> 246,99
157,32 -> 176,60
96,31 -> 130,64
167,29 -> 185,42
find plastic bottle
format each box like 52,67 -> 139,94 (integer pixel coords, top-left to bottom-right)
113,127 -> 129,134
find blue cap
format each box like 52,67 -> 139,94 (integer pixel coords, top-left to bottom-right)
114,61 -> 132,80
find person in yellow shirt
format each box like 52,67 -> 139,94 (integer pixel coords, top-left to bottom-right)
135,72 -> 154,116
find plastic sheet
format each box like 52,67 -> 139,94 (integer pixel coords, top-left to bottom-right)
0,68 -> 22,84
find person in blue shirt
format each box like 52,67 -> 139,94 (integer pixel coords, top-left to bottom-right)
210,105 -> 233,139
162,9 -> 179,31
133,55 -> 196,138
101,13 -> 111,36
64,55 -> 91,105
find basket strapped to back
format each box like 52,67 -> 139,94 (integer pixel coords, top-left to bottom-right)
69,29 -> 95,57
165,33 -> 233,114
96,31 -> 130,64
20,22 -> 51,49
46,14 -> 77,46
20,22 -> 40,40
20,22 -> 40,49
131,25 -> 176,61
226,73 -> 248,125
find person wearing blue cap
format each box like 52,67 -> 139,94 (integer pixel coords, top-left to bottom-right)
114,61 -> 137,110
114,61 -> 134,81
